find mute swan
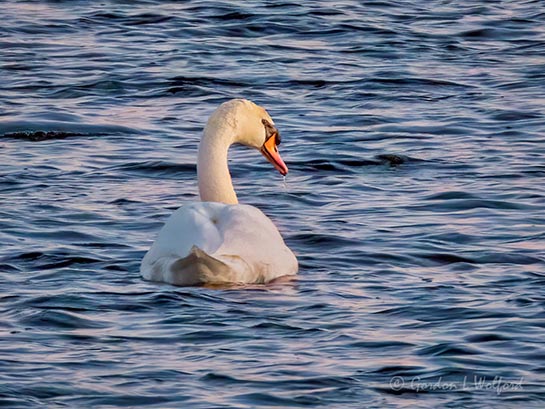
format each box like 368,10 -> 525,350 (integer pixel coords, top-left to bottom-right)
140,99 -> 298,286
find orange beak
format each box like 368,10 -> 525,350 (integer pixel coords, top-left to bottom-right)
260,133 -> 288,176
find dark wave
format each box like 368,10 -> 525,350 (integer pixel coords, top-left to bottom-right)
2,130 -> 85,141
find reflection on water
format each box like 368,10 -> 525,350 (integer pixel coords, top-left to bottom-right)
1,0 -> 545,407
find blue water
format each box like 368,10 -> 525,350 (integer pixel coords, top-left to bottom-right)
1,1 -> 544,407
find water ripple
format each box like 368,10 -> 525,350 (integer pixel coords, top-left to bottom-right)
1,0 -> 544,407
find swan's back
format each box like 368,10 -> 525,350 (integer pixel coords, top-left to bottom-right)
140,202 -> 297,285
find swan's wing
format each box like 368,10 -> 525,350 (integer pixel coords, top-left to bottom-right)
140,202 -> 225,279
140,202 -> 297,285
211,204 -> 298,282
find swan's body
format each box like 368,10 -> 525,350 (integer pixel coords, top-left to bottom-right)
140,99 -> 298,286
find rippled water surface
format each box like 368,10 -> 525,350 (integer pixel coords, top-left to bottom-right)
1,1 -> 545,407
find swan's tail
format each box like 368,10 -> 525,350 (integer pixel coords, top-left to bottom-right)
142,245 -> 238,286
171,245 -> 234,285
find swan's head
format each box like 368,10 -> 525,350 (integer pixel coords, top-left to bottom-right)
207,99 -> 288,176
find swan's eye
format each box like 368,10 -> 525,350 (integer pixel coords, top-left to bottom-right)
275,131 -> 281,146
262,118 -> 281,145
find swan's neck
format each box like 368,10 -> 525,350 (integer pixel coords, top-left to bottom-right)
197,124 -> 238,204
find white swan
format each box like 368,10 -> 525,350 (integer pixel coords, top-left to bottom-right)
140,99 -> 298,286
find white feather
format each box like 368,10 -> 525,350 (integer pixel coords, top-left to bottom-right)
140,99 -> 298,286
141,202 -> 297,285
